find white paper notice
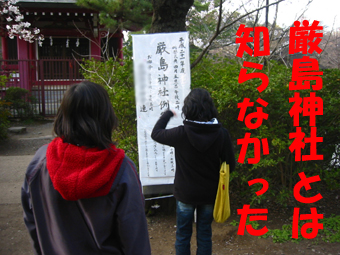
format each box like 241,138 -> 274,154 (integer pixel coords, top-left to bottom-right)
132,32 -> 191,187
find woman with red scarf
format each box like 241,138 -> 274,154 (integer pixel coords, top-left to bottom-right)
21,81 -> 151,255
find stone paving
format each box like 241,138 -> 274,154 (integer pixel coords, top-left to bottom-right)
0,124 -> 52,255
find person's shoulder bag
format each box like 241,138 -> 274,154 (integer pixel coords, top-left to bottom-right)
213,129 -> 231,223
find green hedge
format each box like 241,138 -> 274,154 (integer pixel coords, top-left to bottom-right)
82,49 -> 340,205
191,56 -> 340,205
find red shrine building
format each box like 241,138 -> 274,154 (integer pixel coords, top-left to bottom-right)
0,0 -> 123,116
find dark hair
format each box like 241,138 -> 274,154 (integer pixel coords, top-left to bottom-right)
54,81 -> 118,150
182,88 -> 218,121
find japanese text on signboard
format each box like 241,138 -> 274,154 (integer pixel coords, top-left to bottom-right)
132,32 -> 190,187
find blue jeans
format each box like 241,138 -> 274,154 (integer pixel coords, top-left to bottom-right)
175,200 -> 214,255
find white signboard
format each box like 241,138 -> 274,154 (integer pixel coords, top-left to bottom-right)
132,32 -> 191,187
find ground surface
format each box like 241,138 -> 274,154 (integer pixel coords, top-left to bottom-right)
0,120 -> 339,255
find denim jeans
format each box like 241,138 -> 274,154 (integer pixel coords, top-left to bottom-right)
175,200 -> 214,255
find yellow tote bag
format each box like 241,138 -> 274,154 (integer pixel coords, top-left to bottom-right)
213,162 -> 230,223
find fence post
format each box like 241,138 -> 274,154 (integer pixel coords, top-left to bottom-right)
17,39 -> 30,90
39,59 -> 45,116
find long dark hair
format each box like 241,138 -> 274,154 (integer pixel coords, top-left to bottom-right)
54,81 -> 118,150
182,88 -> 218,121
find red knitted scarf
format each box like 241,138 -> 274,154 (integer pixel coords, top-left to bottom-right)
46,137 -> 125,201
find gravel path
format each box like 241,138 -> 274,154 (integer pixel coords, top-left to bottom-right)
0,120 -> 53,255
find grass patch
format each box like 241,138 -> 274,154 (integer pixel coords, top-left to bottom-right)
230,215 -> 340,243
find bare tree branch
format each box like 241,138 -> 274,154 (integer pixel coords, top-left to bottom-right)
191,0 -> 286,69
73,53 -> 113,88
317,17 -> 336,62
72,20 -> 101,50
216,0 -> 223,32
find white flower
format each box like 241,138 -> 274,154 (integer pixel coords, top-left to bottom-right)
8,5 -> 18,12
3,1 -> 43,43
15,14 -> 23,22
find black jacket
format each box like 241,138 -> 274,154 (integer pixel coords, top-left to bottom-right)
151,110 -> 235,205
21,142 -> 151,255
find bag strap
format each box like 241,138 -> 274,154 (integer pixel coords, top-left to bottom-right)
220,128 -> 228,163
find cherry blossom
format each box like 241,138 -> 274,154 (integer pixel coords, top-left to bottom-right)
1,0 -> 44,44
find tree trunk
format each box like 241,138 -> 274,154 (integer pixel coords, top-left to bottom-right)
149,0 -> 194,33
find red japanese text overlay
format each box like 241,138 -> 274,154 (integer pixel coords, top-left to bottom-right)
237,178 -> 269,236
235,21 -> 324,239
292,172 -> 323,239
237,173 -> 323,239
288,20 -> 324,162
235,25 -> 270,165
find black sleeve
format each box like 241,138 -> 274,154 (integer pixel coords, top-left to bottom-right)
22,176 -> 41,255
151,110 -> 181,147
115,158 -> 151,255
21,146 -> 48,255
223,128 -> 236,172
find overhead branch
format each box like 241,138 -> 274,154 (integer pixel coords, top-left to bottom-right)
269,0 -> 314,65
317,17 -> 336,62
216,0 -> 223,33
191,0 -> 286,69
